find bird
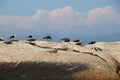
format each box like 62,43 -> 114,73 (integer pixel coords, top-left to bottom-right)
88,41 -> 96,44
27,35 -> 36,41
8,34 -> 16,39
73,39 -> 80,42
8,34 -> 18,42
73,39 -> 82,46
27,35 -> 33,38
43,35 -> 52,41
0,37 -> 4,41
61,38 -> 70,42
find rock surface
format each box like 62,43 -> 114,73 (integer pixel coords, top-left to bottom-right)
0,41 -> 120,80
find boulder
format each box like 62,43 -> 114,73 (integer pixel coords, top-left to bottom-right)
0,41 -> 120,80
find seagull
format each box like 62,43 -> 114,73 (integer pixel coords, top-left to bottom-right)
61,38 -> 70,42
43,35 -> 52,41
8,34 -> 18,42
9,34 -> 16,39
27,35 -> 36,41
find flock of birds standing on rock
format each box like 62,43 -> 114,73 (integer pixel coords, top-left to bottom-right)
0,34 -> 103,52
0,34 -> 96,46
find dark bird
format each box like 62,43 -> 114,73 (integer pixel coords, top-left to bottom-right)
88,41 -> 96,44
27,35 -> 33,38
0,37 -> 4,41
61,38 -> 70,42
73,39 -> 80,42
73,39 -> 82,46
8,34 -> 16,39
43,35 -> 52,41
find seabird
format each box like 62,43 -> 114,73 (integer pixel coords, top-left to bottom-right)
8,34 -> 16,39
73,39 -> 82,46
27,35 -> 33,38
73,39 -> 80,42
61,38 -> 70,42
8,34 -> 18,42
27,35 -> 36,41
43,35 -> 52,41
88,41 -> 96,44
0,37 -> 4,41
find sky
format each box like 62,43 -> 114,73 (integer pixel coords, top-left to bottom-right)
0,0 -> 120,43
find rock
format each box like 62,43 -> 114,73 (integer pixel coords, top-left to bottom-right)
0,41 -> 120,80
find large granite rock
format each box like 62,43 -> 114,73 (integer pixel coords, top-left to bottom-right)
0,41 -> 120,80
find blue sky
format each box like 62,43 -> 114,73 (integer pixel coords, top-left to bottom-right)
0,0 -> 120,43
0,0 -> 120,16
